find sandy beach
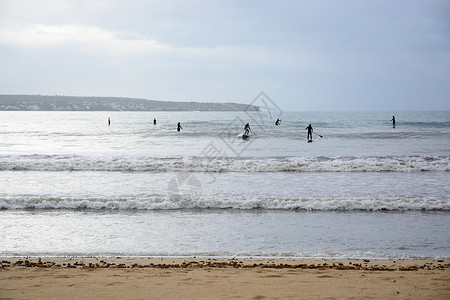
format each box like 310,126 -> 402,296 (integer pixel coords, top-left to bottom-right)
0,257 -> 448,299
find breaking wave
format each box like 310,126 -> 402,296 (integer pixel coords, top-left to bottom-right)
0,155 -> 448,172
0,195 -> 448,211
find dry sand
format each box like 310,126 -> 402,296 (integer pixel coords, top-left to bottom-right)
1,257 -> 449,299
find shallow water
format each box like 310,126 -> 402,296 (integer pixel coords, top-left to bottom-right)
1,210 -> 448,258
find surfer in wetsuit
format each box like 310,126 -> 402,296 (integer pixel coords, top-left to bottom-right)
275,118 -> 281,126
391,116 -> 396,128
305,124 -> 313,142
177,122 -> 182,132
244,123 -> 251,135
108,118 -> 110,126
153,118 -> 156,125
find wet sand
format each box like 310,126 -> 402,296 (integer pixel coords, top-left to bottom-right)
1,257 -> 449,299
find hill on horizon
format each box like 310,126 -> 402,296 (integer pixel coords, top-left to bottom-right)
0,95 -> 260,112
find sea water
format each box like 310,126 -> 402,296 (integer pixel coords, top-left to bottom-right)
0,111 -> 449,258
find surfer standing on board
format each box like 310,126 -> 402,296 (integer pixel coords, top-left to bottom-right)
391,116 -> 396,128
306,124 -> 313,142
244,123 -> 251,135
177,122 -> 182,132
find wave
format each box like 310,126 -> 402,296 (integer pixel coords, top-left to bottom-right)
1,195 -> 448,211
0,155 -> 449,172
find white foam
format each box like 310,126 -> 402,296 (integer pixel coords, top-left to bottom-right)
1,195 -> 448,211
0,155 -> 449,172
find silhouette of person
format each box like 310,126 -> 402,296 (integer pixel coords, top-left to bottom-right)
275,118 -> 281,126
244,123 -> 251,135
108,118 -> 110,126
177,122 -> 182,132
305,124 -> 313,142
391,116 -> 396,128
154,118 -> 156,125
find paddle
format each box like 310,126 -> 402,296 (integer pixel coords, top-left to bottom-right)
314,132 -> 323,138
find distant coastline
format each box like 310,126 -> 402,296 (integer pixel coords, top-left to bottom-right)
0,95 -> 260,112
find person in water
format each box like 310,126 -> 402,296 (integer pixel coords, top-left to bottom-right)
391,116 -> 396,128
275,118 -> 281,126
177,122 -> 182,132
305,124 -> 313,141
153,118 -> 156,125
244,123 -> 251,135
108,118 -> 110,126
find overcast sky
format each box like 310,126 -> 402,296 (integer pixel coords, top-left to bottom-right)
0,0 -> 449,111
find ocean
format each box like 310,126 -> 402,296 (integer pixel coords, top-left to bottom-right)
0,110 -> 449,258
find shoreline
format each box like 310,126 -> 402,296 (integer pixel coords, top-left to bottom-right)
1,257 -> 449,299
1,257 -> 449,270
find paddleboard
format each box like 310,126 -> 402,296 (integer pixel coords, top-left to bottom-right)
308,140 -> 313,143
242,134 -> 249,140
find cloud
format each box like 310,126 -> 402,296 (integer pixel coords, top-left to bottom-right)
0,0 -> 449,110
0,23 -> 169,56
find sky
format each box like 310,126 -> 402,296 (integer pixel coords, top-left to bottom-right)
0,0 -> 449,111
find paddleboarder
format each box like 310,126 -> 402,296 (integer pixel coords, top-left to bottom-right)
244,123 -> 251,135
306,124 -> 313,142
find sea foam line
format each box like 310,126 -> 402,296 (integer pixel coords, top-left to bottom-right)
0,155 -> 448,172
0,196 -> 448,211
